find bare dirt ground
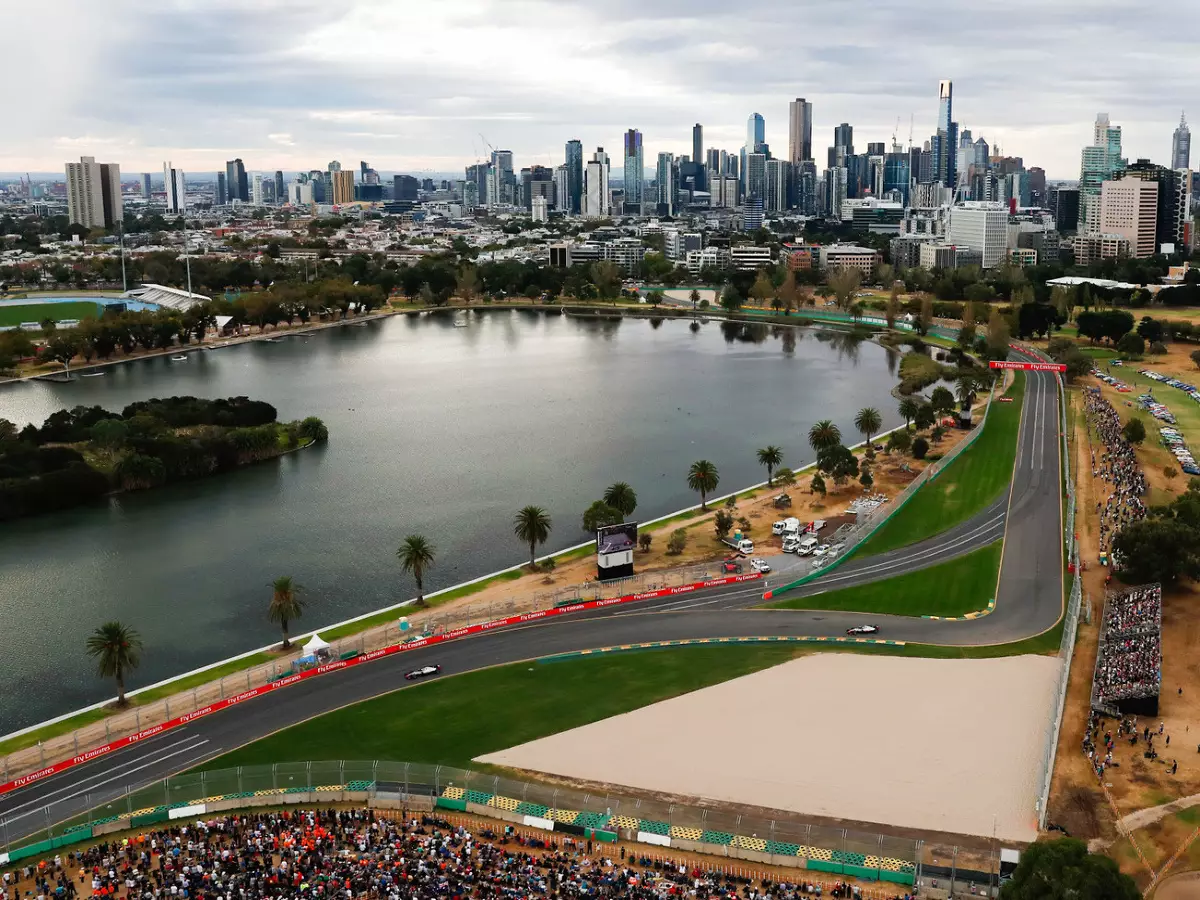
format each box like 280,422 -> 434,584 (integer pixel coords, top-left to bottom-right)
477,653 -> 1059,843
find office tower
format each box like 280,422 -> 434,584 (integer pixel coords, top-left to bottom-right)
931,80 -> 958,189
656,152 -> 676,215
824,167 -> 848,217
252,174 -> 264,205
1050,186 -> 1080,231
1122,159 -> 1191,250
274,171 -> 285,202
360,161 -> 369,179
1080,113 -> 1125,232
692,124 -> 703,171
623,129 -> 644,214
883,150 -> 910,204
764,159 -> 789,212
973,137 -> 990,170
162,162 -> 185,214
742,196 -> 764,232
565,140 -> 583,214
705,149 -> 721,174
216,172 -> 227,205
745,152 -> 767,203
331,170 -> 354,204
1173,113 -> 1191,170
1100,176 -> 1158,258
225,158 -> 248,202
553,165 -> 569,212
490,150 -> 514,205
795,160 -> 818,214
834,123 -> 854,157
65,156 -> 121,228
747,113 -> 766,151
465,163 -> 488,206
584,147 -> 610,217
141,173 -> 152,198
1028,167 -> 1047,204
788,98 -> 813,164
394,175 -> 419,202
946,202 -> 1009,267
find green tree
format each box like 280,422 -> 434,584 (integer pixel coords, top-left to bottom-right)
602,482 -> 638,517
999,838 -> 1138,900
750,270 -> 774,307
297,416 -> 329,443
714,509 -> 735,539
885,282 -> 900,329
268,575 -> 304,649
666,528 -> 688,555
687,459 -> 720,509
756,445 -> 783,485
86,621 -> 143,706
774,466 -> 797,486
955,376 -> 978,410
859,468 -> 874,491
827,267 -> 862,311
720,285 -> 742,312
582,500 -> 624,533
396,534 -> 435,607
1122,418 -> 1146,445
647,289 -> 664,307
898,397 -> 919,431
817,444 -> 860,486
853,407 -> 882,446
638,533 -> 652,552
912,436 -> 930,459
810,472 -> 827,498
808,419 -> 842,453
887,429 -> 912,453
987,306 -> 1011,358
513,505 -> 552,568
591,260 -> 621,300
1116,332 -> 1145,357
914,404 -> 937,430
1191,349 -> 1200,370
418,283 -> 435,307
689,288 -> 701,310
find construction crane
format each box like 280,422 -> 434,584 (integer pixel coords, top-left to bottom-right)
479,133 -> 496,160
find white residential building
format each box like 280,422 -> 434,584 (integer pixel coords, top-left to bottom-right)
531,195 -> 549,223
289,181 -> 314,205
65,156 -> 121,228
819,244 -> 880,276
946,202 -> 1009,268
664,229 -> 702,261
162,161 -> 186,214
584,148 -> 610,218
1099,176 -> 1158,259
729,244 -> 773,271
252,174 -> 264,205
685,246 -> 728,275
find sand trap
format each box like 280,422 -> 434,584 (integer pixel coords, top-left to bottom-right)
477,654 -> 1060,842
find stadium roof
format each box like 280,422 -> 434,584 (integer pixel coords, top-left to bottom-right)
122,284 -> 212,310
1045,276 -> 1145,291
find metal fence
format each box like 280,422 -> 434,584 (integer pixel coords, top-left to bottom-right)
0,566 -> 719,787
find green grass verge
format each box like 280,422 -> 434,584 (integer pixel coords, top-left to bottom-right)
0,709 -> 113,757
762,540 -> 1002,617
858,371 -> 1026,556
131,653 -> 276,705
0,301 -> 104,327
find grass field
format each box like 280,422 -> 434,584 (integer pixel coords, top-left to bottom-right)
0,301 -> 101,327
763,540 -> 1002,617
857,371 -> 1026,555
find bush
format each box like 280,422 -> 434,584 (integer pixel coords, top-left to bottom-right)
774,466 -> 796,486
638,533 -> 652,552
886,429 -> 912,453
1122,418 -> 1146,445
1116,332 -> 1145,357
714,509 -> 735,539
912,437 -> 930,460
1149,340 -> 1168,354
297,416 -> 329,443
666,528 -> 688,555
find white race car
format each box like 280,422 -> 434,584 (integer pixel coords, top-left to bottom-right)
846,625 -> 879,636
405,664 -> 443,681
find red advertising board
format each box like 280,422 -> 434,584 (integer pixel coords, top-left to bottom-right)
989,360 -> 1066,372
0,572 -> 763,796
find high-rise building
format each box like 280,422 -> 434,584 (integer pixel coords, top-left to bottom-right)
1049,186 -> 1080,232
824,167 -> 848,217
216,171 -> 228,205
565,140 -> 583,215
656,152 -> 676,215
933,80 -> 958,189
692,124 -> 703,173
742,113 -> 766,191
252,174 -> 264,206
1028,167 -> 1047,205
225,158 -> 248,203
394,175 -> 419,202
584,147 -> 610,218
946,202 -> 1009,268
162,162 -> 185,214
1173,113 -> 1191,171
788,98 -> 813,164
765,158 -> 789,212
141,173 -> 152,199
795,160 -> 818,215
331,170 -> 354,204
274,171 -> 285,203
491,150 -> 515,205
623,129 -> 644,214
553,165 -> 569,212
834,122 -> 854,157
745,152 -> 767,203
1121,159 -> 1191,251
65,156 -> 122,228
1080,113 -> 1124,232
1100,175 -> 1158,258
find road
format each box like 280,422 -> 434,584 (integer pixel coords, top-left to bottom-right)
0,367 -> 1063,846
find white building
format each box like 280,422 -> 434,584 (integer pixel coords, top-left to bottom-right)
685,246 -> 729,275
1099,176 -> 1158,259
819,244 -> 880,276
531,195 -> 549,223
606,236 -> 645,273
919,243 -> 958,270
946,202 -> 1009,268
553,165 -> 570,214
710,174 -> 739,209
65,156 -> 121,229
162,161 -> 186,214
664,229 -> 702,262
729,244 -> 773,271
584,148 -> 610,218
252,174 -> 264,206
1071,232 -> 1130,265
289,181 -> 314,206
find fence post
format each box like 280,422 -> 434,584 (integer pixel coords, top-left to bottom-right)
192,688 -> 198,710
246,671 -> 251,690
306,760 -> 312,790
272,762 -> 278,790
404,762 -> 409,800
105,720 -> 110,741
339,760 -> 345,787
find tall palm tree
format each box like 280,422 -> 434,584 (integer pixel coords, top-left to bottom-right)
513,505 -> 553,568
689,288 -> 701,310
756,446 -> 783,486
955,375 -> 978,410
808,420 -> 841,454
86,621 -> 143,706
897,397 -> 919,431
268,576 -> 305,649
397,534 -> 436,607
853,407 -> 882,446
602,482 -> 638,517
687,460 -> 720,510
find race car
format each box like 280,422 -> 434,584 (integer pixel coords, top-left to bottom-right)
405,664 -> 443,681
845,625 -> 879,636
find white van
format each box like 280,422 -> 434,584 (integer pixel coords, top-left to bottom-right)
782,517 -> 801,536
737,538 -> 754,554
781,535 -> 800,553
796,535 -> 819,556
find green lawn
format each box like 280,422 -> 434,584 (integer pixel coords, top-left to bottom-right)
858,371 -> 1026,555
763,540 -> 1002,617
0,301 -> 102,327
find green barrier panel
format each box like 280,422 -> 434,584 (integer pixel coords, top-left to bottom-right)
881,871 -> 915,887
131,811 -> 171,827
805,859 -> 841,875
7,838 -> 56,864
843,865 -> 879,882
435,798 -> 467,812
586,828 -> 618,843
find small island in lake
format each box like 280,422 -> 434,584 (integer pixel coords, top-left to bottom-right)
0,396 -> 328,521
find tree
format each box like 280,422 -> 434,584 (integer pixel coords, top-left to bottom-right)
853,407 -> 882,446
687,459 -> 720,509
666,528 -> 688,555
582,500 -> 624,533
808,419 -> 841,453
918,294 -> 934,335
647,289 -> 664,308
958,301 -> 977,351
1192,349 -> 1200,371
1122,418 -> 1146,445
689,288 -> 701,310
1136,316 -> 1164,344
86,621 -> 142,706
887,429 -> 912,453
1116,332 -> 1145,357
914,404 -> 937,430
602,482 -> 638,517
513,505 -> 552,568
720,285 -> 742,312
590,260 -> 621,300
638,532 -> 652,552
46,334 -> 79,371
912,436 -> 930,459
999,838 -> 1138,900
749,270 -> 774,307
898,397 -> 919,431
827,268 -> 862,311
885,282 -> 900,329
859,468 -> 874,491
930,386 -> 955,415
457,264 -> 479,303
756,445 -> 783,485
987,307 -> 1011,358
777,270 -> 798,314
817,444 -> 859,486
714,509 -> 735,539
267,576 -> 304,649
810,472 -> 827,498
396,534 -> 435,607
955,376 -> 978,410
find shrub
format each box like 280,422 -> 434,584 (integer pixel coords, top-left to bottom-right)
912,437 -> 930,460
666,528 -> 688,555
638,533 -> 652,552
714,509 -> 735,539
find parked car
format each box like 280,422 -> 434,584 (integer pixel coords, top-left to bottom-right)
813,544 -> 832,557
405,664 -> 443,681
750,558 -> 771,573
846,625 -> 879,636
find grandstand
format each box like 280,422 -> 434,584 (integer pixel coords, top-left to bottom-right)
121,283 -> 211,311
1091,583 -> 1162,716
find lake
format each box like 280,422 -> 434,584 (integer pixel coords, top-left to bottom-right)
0,311 -> 901,732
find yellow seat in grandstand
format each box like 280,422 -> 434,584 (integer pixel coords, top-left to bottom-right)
800,846 -> 833,861
253,789 -> 286,797
442,786 -> 466,800
669,826 -> 703,841
488,795 -> 520,811
731,835 -> 767,852
548,809 -> 578,824
609,815 -> 640,832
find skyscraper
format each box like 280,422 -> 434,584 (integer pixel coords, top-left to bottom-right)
216,171 -> 228,205
692,124 -> 703,171
788,98 -> 813,164
585,147 -> 610,218
252,174 -> 264,205
65,156 -> 122,228
1173,112 -> 1191,170
331,170 -> 354,205
225,158 -> 248,202
746,113 -> 765,152
553,165 -> 569,212
163,162 -> 185,214
1080,113 -> 1124,232
765,158 -> 789,212
565,140 -> 583,215
834,123 -> 854,157
275,171 -> 286,203
656,152 -> 676,215
746,152 -> 767,203
141,173 -> 152,199
623,129 -> 643,214
933,79 -> 958,189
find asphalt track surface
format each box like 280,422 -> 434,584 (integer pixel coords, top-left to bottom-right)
0,365 -> 1063,846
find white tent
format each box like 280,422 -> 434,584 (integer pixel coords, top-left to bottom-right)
302,633 -> 331,655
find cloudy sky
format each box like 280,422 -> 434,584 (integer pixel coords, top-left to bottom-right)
4,0 -> 1194,180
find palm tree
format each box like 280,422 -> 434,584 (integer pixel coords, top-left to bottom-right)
602,482 -> 638,517
955,375 -> 978,410
756,446 -> 783,486
853,407 -> 882,446
513,505 -> 553,568
268,576 -> 304,649
86,621 -> 142,706
898,397 -> 919,431
808,420 -> 841,454
687,460 -> 720,510
397,534 -> 436,607
689,288 -> 701,310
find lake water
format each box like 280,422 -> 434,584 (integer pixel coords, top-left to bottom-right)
0,311 -> 900,732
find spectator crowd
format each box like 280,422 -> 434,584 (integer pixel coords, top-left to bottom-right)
1085,387 -> 1148,557
2,809 -> 916,900
1092,584 -> 1163,710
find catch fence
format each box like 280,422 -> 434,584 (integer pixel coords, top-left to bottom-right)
0,565 -> 718,788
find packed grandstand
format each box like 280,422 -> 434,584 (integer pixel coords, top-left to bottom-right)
1091,583 -> 1163,716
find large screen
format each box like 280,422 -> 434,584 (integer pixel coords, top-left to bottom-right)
596,522 -> 638,555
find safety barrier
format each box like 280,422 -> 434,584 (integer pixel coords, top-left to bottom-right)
0,573 -> 761,798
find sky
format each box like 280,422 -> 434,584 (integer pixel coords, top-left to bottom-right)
3,0 -> 1196,181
